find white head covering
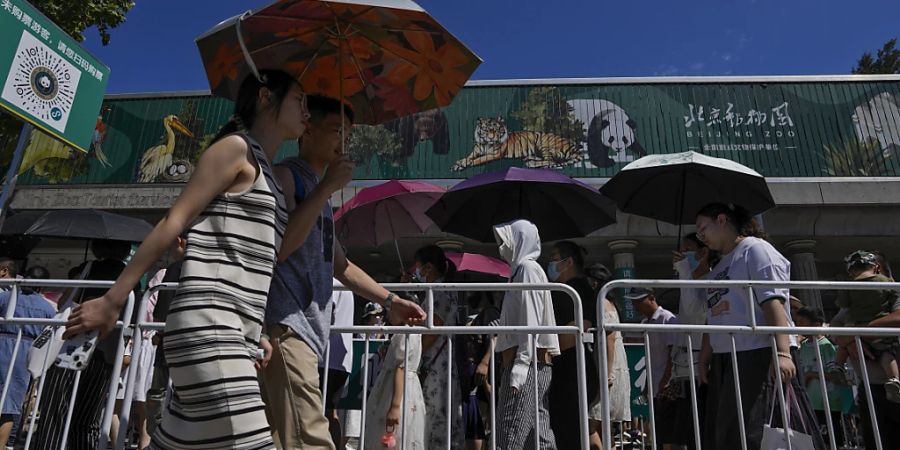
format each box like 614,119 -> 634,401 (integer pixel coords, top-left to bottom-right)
492,220 -> 560,389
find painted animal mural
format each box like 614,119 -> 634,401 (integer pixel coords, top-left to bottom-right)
384,108 -> 450,157
568,99 -> 646,168
16,107 -> 112,183
137,115 -> 194,183
452,117 -> 582,170
852,91 -> 900,159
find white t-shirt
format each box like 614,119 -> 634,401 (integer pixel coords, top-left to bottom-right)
320,281 -> 354,373
642,306 -> 677,392
704,237 -> 796,353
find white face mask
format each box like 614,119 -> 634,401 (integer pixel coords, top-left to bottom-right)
499,242 -> 514,263
413,267 -> 424,283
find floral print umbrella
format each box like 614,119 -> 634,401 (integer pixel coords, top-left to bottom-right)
196,0 -> 482,124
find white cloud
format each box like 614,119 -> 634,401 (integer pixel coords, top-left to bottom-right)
722,53 -> 733,62
690,62 -> 706,71
655,65 -> 680,76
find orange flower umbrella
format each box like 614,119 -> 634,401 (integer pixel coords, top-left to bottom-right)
196,0 -> 482,125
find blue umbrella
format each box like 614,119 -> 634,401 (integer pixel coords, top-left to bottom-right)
426,167 -> 616,242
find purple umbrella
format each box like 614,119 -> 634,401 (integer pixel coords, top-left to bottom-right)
426,167 -> 617,242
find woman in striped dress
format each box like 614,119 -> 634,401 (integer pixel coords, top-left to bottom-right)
64,69 -> 310,450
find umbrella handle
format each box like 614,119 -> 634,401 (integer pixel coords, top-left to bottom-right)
393,239 -> 405,275
236,11 -> 264,83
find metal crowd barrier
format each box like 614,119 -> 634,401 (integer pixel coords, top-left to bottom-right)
0,279 -> 134,450
596,279 -> 900,450
4,277 -> 898,450
120,282 -> 592,450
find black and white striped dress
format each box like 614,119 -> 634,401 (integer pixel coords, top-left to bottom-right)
151,135 -> 287,450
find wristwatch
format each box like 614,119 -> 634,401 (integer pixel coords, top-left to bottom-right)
383,292 -> 395,315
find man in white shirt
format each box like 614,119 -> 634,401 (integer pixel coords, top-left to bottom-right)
627,288 -> 676,394
626,288 -> 681,449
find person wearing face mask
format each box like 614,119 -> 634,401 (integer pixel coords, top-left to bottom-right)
665,233 -> 713,447
492,220 -> 560,450
672,232 -> 712,375
545,241 -> 600,450
694,203 -> 824,450
410,245 -> 465,450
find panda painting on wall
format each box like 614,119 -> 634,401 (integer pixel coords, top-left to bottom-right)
569,99 -> 647,168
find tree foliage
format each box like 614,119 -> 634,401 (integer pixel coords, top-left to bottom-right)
853,38 -> 900,74
511,86 -> 585,147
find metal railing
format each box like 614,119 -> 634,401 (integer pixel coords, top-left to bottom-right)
0,279 -> 134,450
120,282 -> 592,450
4,277 -> 897,450
596,279 -> 900,450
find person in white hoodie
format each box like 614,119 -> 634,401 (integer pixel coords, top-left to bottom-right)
492,220 -> 560,450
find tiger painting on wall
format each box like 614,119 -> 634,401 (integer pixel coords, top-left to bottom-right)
452,117 -> 583,170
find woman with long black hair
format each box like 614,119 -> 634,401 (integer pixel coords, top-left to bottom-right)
64,70 -> 311,449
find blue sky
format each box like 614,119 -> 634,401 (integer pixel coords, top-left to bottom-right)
79,0 -> 900,94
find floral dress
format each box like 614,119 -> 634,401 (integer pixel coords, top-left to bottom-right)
590,304 -> 632,422
418,289 -> 464,450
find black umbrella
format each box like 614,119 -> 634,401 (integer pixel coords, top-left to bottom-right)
600,151 -> 775,226
426,167 -> 617,242
2,209 -> 153,242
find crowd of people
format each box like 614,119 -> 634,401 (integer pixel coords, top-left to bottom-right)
0,69 -> 898,450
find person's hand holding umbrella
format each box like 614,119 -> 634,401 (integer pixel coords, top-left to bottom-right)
279,155 -> 354,260
323,155 -> 355,189
672,246 -> 711,279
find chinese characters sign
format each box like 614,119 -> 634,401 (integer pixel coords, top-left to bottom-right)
0,0 -> 109,152
683,101 -> 798,152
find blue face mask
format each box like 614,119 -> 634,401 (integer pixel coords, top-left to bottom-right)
684,251 -> 700,270
413,267 -> 424,283
547,260 -> 562,281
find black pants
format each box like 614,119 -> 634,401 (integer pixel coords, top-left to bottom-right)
814,410 -> 845,447
549,355 -> 581,450
25,354 -> 113,450
654,382 -> 707,447
858,383 -> 900,449
704,348 -> 825,450
548,346 -> 598,450
318,367 -> 349,448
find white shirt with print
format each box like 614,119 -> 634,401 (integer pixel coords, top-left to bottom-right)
704,237 -> 796,353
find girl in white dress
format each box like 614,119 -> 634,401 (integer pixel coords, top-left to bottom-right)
365,332 -> 426,449
589,298 -> 632,447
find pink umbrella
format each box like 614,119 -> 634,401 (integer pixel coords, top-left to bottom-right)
334,180 -> 446,268
445,252 -> 510,278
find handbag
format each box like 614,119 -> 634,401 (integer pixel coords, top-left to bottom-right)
25,262 -> 92,378
26,307 -> 71,378
761,384 -> 816,450
418,338 -> 448,385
